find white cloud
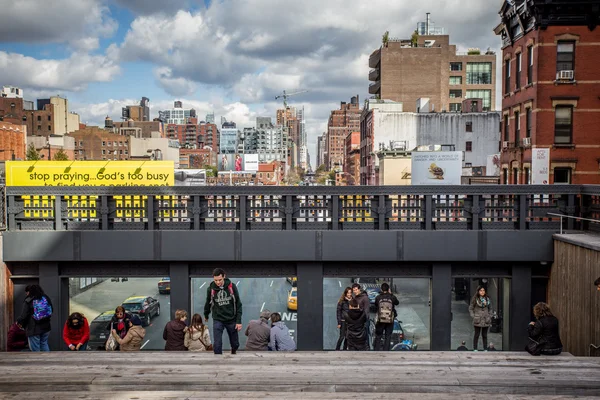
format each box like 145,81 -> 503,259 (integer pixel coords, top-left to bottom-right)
154,67 -> 197,97
0,51 -> 121,92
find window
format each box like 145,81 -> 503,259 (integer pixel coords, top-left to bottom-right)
503,168 -> 508,185
466,122 -> 473,132
524,167 -> 531,184
37,125 -> 41,131
504,59 -> 511,95
466,141 -> 472,152
526,108 -> 532,138
556,41 -> 575,72
513,168 -> 519,184
503,115 -> 509,141
516,53 -> 522,89
514,111 -> 520,143
527,46 -> 533,84
48,125 -> 51,131
48,116 -> 51,121
465,162 -> 472,167
102,141 -> 106,146
450,62 -> 463,71
449,103 -> 462,112
449,76 -> 462,85
554,106 -> 573,144
466,62 -> 492,84
449,89 -> 462,98
37,115 -> 41,121
466,89 -> 491,111
79,141 -> 83,146
102,150 -> 106,155
554,167 -> 571,184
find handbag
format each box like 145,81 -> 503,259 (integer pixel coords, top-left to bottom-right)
105,323 -> 118,351
525,337 -> 542,356
196,328 -> 213,351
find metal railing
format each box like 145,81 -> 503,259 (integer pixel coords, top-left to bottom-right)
3,184 -> 599,232
547,213 -> 600,235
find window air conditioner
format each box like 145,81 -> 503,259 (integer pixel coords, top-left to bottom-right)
502,141 -> 509,149
557,70 -> 574,80
522,137 -> 531,147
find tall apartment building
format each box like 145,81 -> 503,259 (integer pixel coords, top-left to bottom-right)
158,101 -> 197,124
344,131 -> 360,185
326,96 -> 361,170
166,117 -> 199,147
368,20 -> 496,112
494,0 -> 600,184
220,121 -> 238,154
199,122 -> 218,152
242,118 -> 288,163
317,134 -> 326,168
34,97 -> 80,136
121,97 -> 150,122
70,127 -> 130,161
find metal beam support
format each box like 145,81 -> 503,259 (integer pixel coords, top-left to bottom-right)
169,263 -> 190,320
296,262 -> 323,351
431,263 -> 452,350
38,263 -> 66,350
509,264 -> 532,351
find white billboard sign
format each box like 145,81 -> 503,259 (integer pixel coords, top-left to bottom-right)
411,151 -> 462,185
532,148 -> 550,184
244,154 -> 259,172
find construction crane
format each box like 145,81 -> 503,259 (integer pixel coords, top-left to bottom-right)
275,89 -> 308,109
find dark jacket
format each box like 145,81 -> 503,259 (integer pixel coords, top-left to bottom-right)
245,318 -> 271,351
469,296 -> 492,328
344,309 -> 368,350
336,299 -> 350,325
204,279 -> 243,323
528,315 -> 563,350
17,295 -> 53,337
106,312 -> 133,338
163,319 -> 188,351
7,323 -> 28,351
355,291 -> 370,318
374,292 -> 399,322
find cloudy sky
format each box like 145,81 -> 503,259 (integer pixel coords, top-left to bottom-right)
0,0 -> 504,168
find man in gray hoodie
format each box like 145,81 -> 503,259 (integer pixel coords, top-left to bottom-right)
245,310 -> 271,351
269,313 -> 296,351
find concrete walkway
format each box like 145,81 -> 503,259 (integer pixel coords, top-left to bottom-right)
0,352 -> 599,399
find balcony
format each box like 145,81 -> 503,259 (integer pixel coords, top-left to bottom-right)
369,49 -> 381,68
368,68 -> 380,81
368,81 -> 381,95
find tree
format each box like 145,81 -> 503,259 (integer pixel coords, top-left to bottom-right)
26,143 -> 40,161
52,148 -> 69,161
411,30 -> 418,47
203,165 -> 218,178
382,31 -> 389,47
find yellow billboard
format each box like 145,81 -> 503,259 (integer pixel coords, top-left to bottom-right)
5,161 -> 175,186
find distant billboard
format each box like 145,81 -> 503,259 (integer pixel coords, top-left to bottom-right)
244,154 -> 259,171
532,148 -> 550,184
174,169 -> 206,186
218,154 -> 252,172
411,151 -> 462,185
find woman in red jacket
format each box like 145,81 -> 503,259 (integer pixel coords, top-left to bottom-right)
63,312 -> 90,351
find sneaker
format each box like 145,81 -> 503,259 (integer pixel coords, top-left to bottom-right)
231,349 -> 237,355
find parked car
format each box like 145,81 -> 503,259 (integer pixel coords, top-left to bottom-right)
121,296 -> 160,326
88,310 -> 115,350
286,277 -> 297,286
110,277 -> 129,282
287,287 -> 297,311
158,277 -> 171,294
363,285 -> 381,312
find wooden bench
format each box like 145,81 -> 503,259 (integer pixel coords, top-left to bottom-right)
0,352 -> 598,398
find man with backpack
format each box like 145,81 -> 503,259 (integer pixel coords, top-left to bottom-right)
16,285 -> 53,351
204,268 -> 243,355
373,282 -> 399,351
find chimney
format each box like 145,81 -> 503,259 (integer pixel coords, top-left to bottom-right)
426,13 -> 430,35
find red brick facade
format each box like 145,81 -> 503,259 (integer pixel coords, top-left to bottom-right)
326,98 -> 361,170
0,122 -> 26,161
497,9 -> 600,184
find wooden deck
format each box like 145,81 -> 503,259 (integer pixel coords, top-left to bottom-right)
0,352 -> 599,399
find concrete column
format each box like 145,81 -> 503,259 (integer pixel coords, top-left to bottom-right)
297,262 -> 323,351
169,263 -> 190,319
39,263 -> 68,350
509,265 -> 532,351
431,263 -> 452,350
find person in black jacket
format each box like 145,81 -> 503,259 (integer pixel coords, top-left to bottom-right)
528,302 -> 563,356
373,282 -> 399,351
344,299 -> 368,351
16,285 -> 53,352
335,287 -> 352,350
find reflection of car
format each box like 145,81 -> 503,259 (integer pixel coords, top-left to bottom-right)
363,286 -> 381,312
110,277 -> 129,282
369,318 -> 406,349
88,311 -> 115,350
122,296 -> 160,326
158,277 -> 171,294
286,277 -> 297,286
287,288 -> 297,311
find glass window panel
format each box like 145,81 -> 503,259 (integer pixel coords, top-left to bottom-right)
466,90 -> 491,111
557,43 -> 574,52
449,76 -> 462,85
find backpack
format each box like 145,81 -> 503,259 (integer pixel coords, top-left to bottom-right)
32,296 -> 53,321
377,297 -> 394,324
211,283 -> 236,312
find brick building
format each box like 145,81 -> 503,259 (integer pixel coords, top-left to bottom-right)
112,120 -> 164,139
69,127 -> 130,161
179,148 -> 216,169
494,0 -> 600,184
344,131 -> 360,185
369,29 -> 496,113
166,118 -> 199,147
199,122 -> 218,151
326,96 -> 361,170
0,122 -> 26,161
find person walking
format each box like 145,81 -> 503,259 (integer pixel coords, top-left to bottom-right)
112,315 -> 146,351
185,314 -> 212,352
204,268 -> 243,355
63,312 -> 90,351
16,285 -> 53,352
527,302 -> 563,356
469,285 -> 492,351
344,299 -> 369,351
163,309 -> 188,351
245,310 -> 271,351
335,287 -> 352,351
373,282 -> 399,351
269,313 -> 296,351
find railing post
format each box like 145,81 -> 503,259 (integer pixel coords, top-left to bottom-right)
424,195 -> 432,230
285,195 -> 293,230
147,195 -> 155,230
471,195 -> 480,231
239,195 -> 247,231
518,194 -> 527,230
100,195 -> 109,230
331,195 -> 339,230
193,195 -> 201,230
566,194 -> 575,231
377,195 -> 386,230
7,195 -> 15,230
54,195 -> 63,231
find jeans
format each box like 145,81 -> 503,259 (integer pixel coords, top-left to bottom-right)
473,326 -> 488,350
69,342 -> 88,351
335,322 -> 347,350
373,322 -> 394,351
28,331 -> 50,352
213,320 -> 239,355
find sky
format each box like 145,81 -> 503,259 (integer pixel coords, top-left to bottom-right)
0,0 -> 505,168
